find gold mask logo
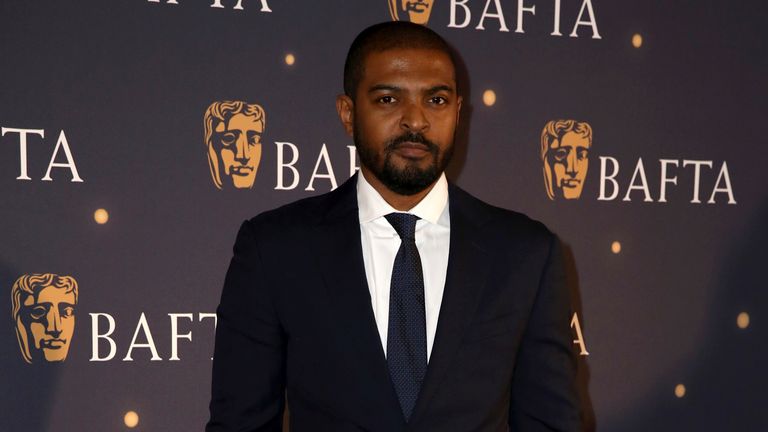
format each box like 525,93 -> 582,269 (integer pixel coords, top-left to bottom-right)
12,273 -> 78,364
541,120 -> 593,200
388,0 -> 435,25
204,100 -> 266,189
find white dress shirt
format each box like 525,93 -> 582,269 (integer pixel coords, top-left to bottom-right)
357,172 -> 450,363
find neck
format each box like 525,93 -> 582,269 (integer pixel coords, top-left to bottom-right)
360,167 -> 438,211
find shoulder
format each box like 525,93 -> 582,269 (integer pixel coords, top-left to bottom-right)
248,193 -> 330,230
241,177 -> 356,241
242,193 -> 330,244
449,183 -> 555,247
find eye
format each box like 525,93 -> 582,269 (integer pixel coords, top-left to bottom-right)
30,306 -> 47,320
577,149 -> 589,160
378,95 -> 396,104
220,132 -> 237,146
247,132 -> 261,146
61,306 -> 75,318
429,96 -> 447,105
554,148 -> 569,161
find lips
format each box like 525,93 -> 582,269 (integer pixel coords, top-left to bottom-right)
392,142 -> 430,159
230,166 -> 253,176
41,339 -> 66,349
561,179 -> 581,188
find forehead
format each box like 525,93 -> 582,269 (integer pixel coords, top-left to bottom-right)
23,286 -> 76,306
361,48 -> 456,88
216,113 -> 263,132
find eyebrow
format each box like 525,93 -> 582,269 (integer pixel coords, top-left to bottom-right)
368,84 -> 401,93
426,85 -> 455,94
367,84 -> 456,94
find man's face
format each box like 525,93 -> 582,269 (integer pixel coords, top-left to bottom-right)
338,48 -> 461,196
18,286 -> 76,362
214,113 -> 263,189
403,0 -> 434,24
547,131 -> 590,199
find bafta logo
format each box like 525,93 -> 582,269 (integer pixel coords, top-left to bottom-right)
204,100 -> 266,189
12,273 -> 78,363
388,0 -> 435,25
541,120 -> 593,200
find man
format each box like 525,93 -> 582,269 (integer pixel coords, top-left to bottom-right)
204,100 -> 265,190
541,120 -> 592,200
208,22 -> 580,431
12,273 -> 78,364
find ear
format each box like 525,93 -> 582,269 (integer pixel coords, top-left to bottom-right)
336,95 -> 354,137
455,95 -> 463,126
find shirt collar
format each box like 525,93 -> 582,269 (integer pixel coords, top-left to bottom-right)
357,171 -> 448,226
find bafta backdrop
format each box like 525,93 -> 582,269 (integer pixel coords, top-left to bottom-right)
1,0 -> 765,430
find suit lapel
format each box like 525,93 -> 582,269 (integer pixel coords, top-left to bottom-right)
310,175 -> 405,431
407,185 -> 491,428
310,178 -> 490,429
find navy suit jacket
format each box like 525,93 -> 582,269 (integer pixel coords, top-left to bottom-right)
207,174 -> 580,431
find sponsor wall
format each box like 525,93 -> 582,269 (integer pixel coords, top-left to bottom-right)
1,0 -> 765,430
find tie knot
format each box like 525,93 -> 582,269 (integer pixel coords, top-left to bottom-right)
385,213 -> 419,240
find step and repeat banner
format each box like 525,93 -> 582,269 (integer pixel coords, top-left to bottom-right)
1,0 -> 765,430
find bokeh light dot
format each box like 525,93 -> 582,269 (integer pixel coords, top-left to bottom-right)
124,411 -> 139,428
611,241 -> 621,254
94,208 -> 109,225
632,33 -> 643,48
284,53 -> 295,66
675,384 -> 686,398
482,89 -> 496,106
737,312 -> 750,329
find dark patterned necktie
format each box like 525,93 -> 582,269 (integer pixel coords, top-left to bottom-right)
384,212 -> 427,422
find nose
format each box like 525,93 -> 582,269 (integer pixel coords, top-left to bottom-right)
235,134 -> 250,164
45,307 -> 62,337
400,101 -> 429,133
565,150 -> 577,177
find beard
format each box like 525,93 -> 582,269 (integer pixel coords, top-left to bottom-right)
354,126 -> 454,196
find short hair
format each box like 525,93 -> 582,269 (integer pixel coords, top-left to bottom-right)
343,21 -> 456,99
540,120 -> 592,161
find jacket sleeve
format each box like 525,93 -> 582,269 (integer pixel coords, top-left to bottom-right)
509,235 -> 581,431
206,219 -> 286,432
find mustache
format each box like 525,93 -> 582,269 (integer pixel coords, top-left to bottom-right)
385,132 -> 438,153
